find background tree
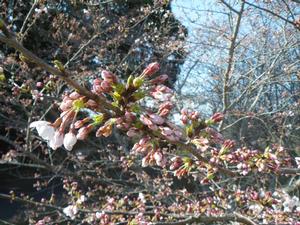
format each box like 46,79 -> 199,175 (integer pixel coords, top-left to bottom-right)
174,0 -> 300,151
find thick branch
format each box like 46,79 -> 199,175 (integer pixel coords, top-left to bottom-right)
220,1 -> 245,129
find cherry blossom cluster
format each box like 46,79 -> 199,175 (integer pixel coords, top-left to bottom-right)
26,62 -> 300,225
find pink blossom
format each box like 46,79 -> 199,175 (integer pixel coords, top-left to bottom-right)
160,127 -> 173,136
124,111 -> 136,122
59,99 -> 73,111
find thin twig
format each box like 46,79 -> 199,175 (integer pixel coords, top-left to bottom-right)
19,0 -> 39,36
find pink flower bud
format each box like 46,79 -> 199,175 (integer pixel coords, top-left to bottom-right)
101,70 -> 118,83
190,111 -> 199,120
126,128 -> 139,137
181,108 -> 188,115
142,62 -> 160,77
74,118 -> 90,129
170,157 -> 183,170
36,82 -> 43,88
124,111 -> 136,122
140,115 -> 153,126
153,151 -> 166,168
77,124 -> 93,140
93,78 -> 102,85
210,112 -> 224,123
85,99 -> 98,108
139,136 -> 150,145
149,114 -> 165,125
92,79 -> 103,94
142,156 -> 150,167
69,92 -> 81,100
150,74 -> 168,85
96,122 -> 113,137
158,101 -> 173,117
100,80 -> 112,92
160,127 -> 173,136
181,115 -> 188,125
223,139 -> 235,149
60,99 -> 73,111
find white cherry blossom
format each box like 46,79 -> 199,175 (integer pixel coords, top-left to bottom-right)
30,121 -> 55,141
49,131 -> 64,150
63,205 -> 78,219
63,132 -> 77,151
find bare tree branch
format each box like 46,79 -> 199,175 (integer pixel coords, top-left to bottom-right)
220,1 -> 245,129
244,1 -> 299,30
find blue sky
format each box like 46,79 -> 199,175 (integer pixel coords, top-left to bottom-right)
171,0 -> 216,113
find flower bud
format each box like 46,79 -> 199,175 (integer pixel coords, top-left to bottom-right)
74,117 -> 90,129
77,124 -> 93,140
126,75 -> 134,89
142,62 -> 160,77
69,92 -> 81,100
100,80 -> 113,93
133,77 -> 144,89
208,112 -> 224,124
96,121 -> 113,137
101,70 -> 117,83
150,74 -> 168,85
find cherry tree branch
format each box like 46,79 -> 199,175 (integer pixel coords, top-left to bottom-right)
0,193 -> 258,225
150,212 -> 257,225
0,19 -> 121,116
